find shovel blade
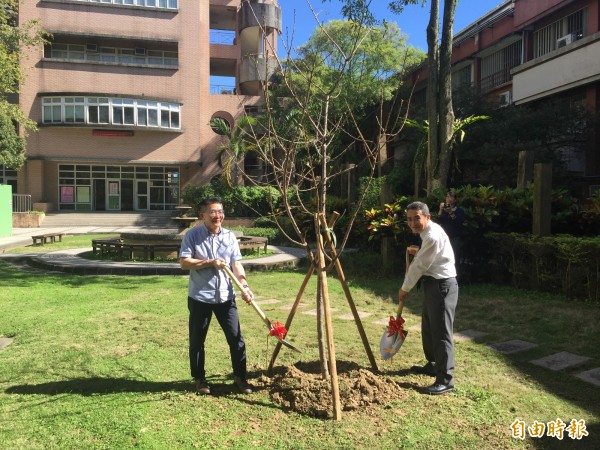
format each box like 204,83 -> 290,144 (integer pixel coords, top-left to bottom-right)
278,337 -> 301,353
379,329 -> 407,360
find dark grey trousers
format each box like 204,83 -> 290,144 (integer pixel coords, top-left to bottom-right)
188,297 -> 247,381
421,276 -> 458,385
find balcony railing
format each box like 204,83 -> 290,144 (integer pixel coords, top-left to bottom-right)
210,30 -> 236,45
210,84 -> 236,95
480,67 -> 513,93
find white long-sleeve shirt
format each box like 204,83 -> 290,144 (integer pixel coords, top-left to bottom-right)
401,221 -> 456,292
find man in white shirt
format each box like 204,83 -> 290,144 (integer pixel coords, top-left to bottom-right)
399,201 -> 458,395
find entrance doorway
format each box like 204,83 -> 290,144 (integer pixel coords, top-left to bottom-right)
107,180 -> 121,210
121,180 -> 134,211
135,180 -> 149,210
93,180 -> 106,211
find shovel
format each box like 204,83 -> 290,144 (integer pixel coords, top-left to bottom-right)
379,248 -> 412,360
222,265 -> 301,353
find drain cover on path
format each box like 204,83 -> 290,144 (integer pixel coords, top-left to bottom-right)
488,339 -> 538,354
530,351 -> 590,371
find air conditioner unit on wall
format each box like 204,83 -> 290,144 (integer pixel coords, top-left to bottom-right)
556,34 -> 573,48
135,48 -> 146,56
498,91 -> 512,107
86,43 -> 98,52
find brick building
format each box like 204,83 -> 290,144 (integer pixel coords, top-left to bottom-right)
5,0 -> 281,211
405,0 -> 600,194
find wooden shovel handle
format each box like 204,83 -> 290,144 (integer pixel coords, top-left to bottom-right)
397,248 -> 413,319
222,265 -> 271,329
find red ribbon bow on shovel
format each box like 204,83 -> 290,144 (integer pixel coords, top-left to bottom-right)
269,321 -> 288,341
387,316 -> 407,339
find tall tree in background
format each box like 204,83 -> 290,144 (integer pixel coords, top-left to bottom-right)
0,0 -> 47,168
388,0 -> 457,193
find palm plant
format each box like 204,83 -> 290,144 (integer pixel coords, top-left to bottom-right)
210,116 -> 257,187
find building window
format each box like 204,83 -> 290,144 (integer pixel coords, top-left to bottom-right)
533,8 -> 587,58
58,164 -> 179,210
47,43 -> 178,68
480,40 -> 522,92
71,0 -> 178,10
0,166 -> 18,192
42,96 -> 181,130
452,64 -> 473,91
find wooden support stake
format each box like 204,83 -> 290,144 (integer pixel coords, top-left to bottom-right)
318,212 -> 378,372
268,263 -> 315,373
315,217 -> 342,420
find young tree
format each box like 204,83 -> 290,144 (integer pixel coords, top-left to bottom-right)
240,0 -> 422,419
0,0 -> 48,168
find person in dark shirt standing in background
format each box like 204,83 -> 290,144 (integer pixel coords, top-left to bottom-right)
437,190 -> 466,273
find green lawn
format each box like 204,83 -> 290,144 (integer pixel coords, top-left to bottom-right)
0,247 -> 599,449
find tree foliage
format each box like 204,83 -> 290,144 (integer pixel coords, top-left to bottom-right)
210,116 -> 257,188
0,114 -> 26,168
0,0 -> 48,168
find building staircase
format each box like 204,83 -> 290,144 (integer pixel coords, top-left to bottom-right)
41,211 -> 177,228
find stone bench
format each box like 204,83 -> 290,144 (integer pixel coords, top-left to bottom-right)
32,233 -> 65,246
238,236 -> 268,253
92,238 -> 181,260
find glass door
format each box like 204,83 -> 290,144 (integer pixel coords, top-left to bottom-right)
135,180 -> 149,210
107,180 -> 121,210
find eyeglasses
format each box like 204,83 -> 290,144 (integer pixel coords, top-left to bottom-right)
207,209 -> 225,216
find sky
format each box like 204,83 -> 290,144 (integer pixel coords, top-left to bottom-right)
277,0 -> 504,53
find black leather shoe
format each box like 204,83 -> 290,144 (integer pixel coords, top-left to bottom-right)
234,376 -> 253,394
195,379 -> 210,395
425,382 -> 454,395
410,363 -> 436,376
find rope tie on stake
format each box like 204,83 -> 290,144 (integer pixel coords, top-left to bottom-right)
324,226 -> 337,249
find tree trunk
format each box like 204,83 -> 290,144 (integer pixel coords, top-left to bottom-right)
435,0 -> 457,191
426,0 -> 440,195
425,0 -> 457,194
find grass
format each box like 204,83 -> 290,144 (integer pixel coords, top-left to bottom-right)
0,246 -> 599,449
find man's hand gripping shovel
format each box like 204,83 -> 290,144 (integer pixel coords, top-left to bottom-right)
222,265 -> 301,353
379,248 -> 413,360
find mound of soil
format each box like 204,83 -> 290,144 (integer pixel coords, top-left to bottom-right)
259,361 -> 407,418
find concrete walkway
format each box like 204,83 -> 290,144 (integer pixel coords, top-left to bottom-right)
0,226 -> 306,274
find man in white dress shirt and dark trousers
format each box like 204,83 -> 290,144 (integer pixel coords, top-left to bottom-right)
399,201 -> 458,395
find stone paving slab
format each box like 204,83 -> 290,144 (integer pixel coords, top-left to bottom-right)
372,318 -> 391,326
278,303 -> 307,310
0,337 -> 14,351
454,329 -> 488,343
575,368 -> 600,387
530,352 -> 591,371
338,311 -> 371,320
301,308 -> 338,316
254,299 -> 282,305
488,339 -> 538,354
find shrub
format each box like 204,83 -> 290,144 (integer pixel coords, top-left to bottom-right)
182,183 -> 282,217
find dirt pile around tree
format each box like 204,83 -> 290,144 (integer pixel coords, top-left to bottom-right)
260,361 -> 407,418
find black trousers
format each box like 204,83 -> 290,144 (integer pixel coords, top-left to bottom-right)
421,276 -> 458,385
188,297 -> 247,381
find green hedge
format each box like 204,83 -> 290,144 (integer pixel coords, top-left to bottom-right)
486,233 -> 600,302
